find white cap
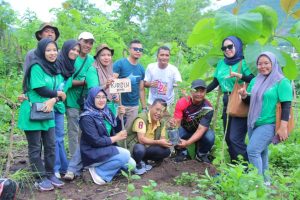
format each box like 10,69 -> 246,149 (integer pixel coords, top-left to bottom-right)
78,32 -> 95,41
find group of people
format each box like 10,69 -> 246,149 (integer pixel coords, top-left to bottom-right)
17,22 -> 292,191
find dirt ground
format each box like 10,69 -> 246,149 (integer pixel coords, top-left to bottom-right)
13,157 -> 217,200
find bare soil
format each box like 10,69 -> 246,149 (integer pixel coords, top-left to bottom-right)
13,158 -> 217,200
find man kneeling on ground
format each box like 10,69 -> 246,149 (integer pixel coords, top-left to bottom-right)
128,98 -> 172,175
170,79 -> 215,163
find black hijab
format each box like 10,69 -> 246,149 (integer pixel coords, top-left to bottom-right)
222,36 -> 244,66
23,38 -> 59,93
56,39 -> 80,79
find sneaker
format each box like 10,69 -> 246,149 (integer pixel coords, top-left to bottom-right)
264,181 -> 271,187
55,172 -> 61,179
35,178 -> 54,191
89,167 -> 106,185
141,161 -> 152,171
133,166 -> 147,175
49,175 -> 64,188
195,153 -> 211,164
63,171 -> 75,181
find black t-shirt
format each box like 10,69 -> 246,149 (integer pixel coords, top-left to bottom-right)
181,99 -> 214,133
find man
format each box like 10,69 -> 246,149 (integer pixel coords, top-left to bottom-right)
65,32 -> 95,157
113,39 -> 147,134
171,79 -> 215,163
144,46 -> 182,107
129,98 -> 171,175
23,22 -> 60,72
63,32 -> 95,181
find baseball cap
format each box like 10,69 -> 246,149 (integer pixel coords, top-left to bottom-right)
35,22 -> 60,41
191,79 -> 207,89
78,32 -> 95,41
94,44 -> 114,59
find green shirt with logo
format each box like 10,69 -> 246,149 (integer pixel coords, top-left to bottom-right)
214,59 -> 252,92
247,77 -> 292,127
65,55 -> 94,109
18,64 -> 58,131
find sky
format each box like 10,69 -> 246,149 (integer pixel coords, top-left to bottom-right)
7,0 -> 235,21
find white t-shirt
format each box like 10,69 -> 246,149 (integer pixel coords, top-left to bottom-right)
144,62 -> 182,105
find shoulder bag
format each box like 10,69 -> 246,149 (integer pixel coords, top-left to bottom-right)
227,61 -> 249,117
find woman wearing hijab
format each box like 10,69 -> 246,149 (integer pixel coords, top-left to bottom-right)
18,38 -> 66,191
239,52 -> 292,184
79,87 -> 136,185
53,39 -> 80,178
207,36 -> 254,163
86,44 -> 118,114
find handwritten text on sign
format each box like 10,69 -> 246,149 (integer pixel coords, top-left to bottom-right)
109,78 -> 132,93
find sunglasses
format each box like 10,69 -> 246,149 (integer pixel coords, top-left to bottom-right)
221,44 -> 234,51
131,47 -> 144,52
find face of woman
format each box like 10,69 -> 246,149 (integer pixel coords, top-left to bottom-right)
45,43 -> 58,62
68,44 -> 80,60
94,91 -> 107,109
222,39 -> 236,58
98,49 -> 112,67
257,55 -> 272,76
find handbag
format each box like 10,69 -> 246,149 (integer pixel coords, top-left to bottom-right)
30,102 -> 54,121
227,61 -> 249,117
29,76 -> 56,121
275,103 -> 294,134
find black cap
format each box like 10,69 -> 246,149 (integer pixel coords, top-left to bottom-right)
191,79 -> 207,89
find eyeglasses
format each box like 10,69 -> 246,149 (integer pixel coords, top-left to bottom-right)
221,44 -> 234,51
257,62 -> 271,67
131,47 -> 144,52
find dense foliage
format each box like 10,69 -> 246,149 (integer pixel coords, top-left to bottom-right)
0,0 -> 299,199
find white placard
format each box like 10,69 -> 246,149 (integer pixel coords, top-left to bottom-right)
109,78 -> 132,93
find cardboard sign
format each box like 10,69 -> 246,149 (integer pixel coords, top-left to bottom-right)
109,78 -> 132,93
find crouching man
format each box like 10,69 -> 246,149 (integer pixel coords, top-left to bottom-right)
171,79 -> 215,163
128,98 -> 172,175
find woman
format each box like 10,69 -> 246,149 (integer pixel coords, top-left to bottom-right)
18,38 -> 66,191
239,52 -> 292,184
79,87 -> 136,185
86,44 -> 118,114
53,39 -> 80,178
207,36 -> 254,163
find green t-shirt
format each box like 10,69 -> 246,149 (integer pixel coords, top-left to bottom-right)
86,66 -> 99,89
18,64 -> 57,131
66,55 -> 94,109
54,76 -> 73,114
104,120 -> 112,136
214,59 -> 252,92
247,77 -> 293,126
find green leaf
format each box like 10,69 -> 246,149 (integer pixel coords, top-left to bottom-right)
187,18 -> 215,47
189,56 -> 211,82
127,183 -> 135,192
121,170 -> 128,178
214,11 -> 263,44
131,175 -> 141,180
292,9 -> 300,18
280,0 -> 299,13
281,52 -> 298,80
250,5 -> 278,44
244,42 -> 286,75
281,36 -> 300,53
290,21 -> 300,35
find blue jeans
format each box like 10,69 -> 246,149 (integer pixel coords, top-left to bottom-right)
247,124 -> 275,179
54,112 -> 69,173
178,127 -> 215,154
94,147 -> 136,182
67,145 -> 83,176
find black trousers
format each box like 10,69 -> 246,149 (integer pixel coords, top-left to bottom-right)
223,93 -> 248,162
25,128 -> 55,179
132,143 -> 170,164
